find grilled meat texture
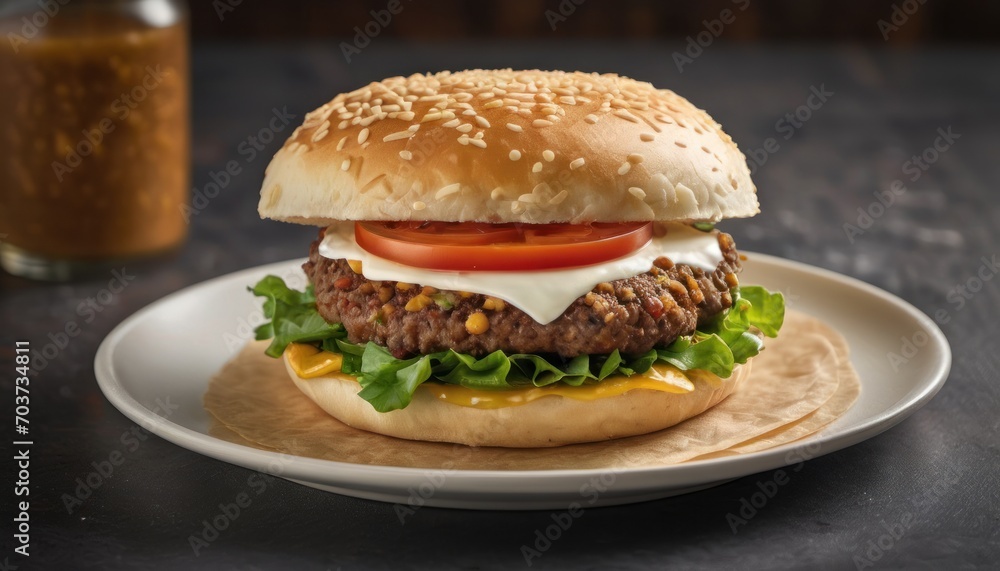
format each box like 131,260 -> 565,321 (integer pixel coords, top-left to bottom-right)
304,230 -> 742,359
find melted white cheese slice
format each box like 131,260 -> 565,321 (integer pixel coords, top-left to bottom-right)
318,222 -> 723,325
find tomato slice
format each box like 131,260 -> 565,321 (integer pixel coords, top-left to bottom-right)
355,221 -> 653,271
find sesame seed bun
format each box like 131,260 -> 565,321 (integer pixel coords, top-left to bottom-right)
258,69 -> 758,225
285,354 -> 749,448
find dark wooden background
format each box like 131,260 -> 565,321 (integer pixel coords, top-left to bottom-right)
1,0 -> 998,569
192,0 -> 999,44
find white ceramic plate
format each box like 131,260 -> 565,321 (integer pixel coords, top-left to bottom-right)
94,254 -> 950,510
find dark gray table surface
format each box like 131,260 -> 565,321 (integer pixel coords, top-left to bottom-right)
1,41 -> 998,570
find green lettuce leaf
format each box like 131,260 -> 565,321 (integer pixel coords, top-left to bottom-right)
250,275 -> 785,412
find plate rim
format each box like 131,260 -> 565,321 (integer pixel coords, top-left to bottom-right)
94,253 -> 952,483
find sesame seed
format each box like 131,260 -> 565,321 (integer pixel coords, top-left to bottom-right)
357,128 -> 370,144
558,95 -> 576,105
397,111 -> 415,121
436,183 -> 461,199
628,153 -> 644,163
509,150 -> 521,161
618,162 -> 631,175
456,124 -> 473,133
412,201 -> 426,211
506,123 -> 523,133
640,133 -> 655,142
511,201 -> 525,214
407,125 -> 420,132
469,138 -> 487,148
628,187 -> 646,200
518,193 -> 538,203
542,150 -> 555,162
584,114 -> 598,124
421,111 -> 443,123
532,119 -> 554,128
399,150 -> 413,160
490,187 -> 505,200
462,109 -> 477,116
457,135 -> 470,145
570,158 -> 585,170
532,162 -> 543,173
476,116 -> 491,128
613,109 -> 640,123
442,118 -> 461,128
675,141 -> 687,148
312,129 -> 329,142
383,130 -> 415,142
336,136 -> 347,151
483,99 -> 503,109
338,120 -> 349,130
341,159 -> 351,171
550,190 -> 568,205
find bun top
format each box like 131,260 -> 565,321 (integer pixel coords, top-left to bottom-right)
259,69 -> 758,225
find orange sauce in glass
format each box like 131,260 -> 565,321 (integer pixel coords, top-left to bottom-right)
0,10 -> 189,260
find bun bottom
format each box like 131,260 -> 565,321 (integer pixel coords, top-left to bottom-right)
285,357 -> 749,448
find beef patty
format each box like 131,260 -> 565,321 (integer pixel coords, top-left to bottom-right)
304,229 -> 742,359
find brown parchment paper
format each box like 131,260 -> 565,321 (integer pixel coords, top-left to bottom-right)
204,310 -> 860,470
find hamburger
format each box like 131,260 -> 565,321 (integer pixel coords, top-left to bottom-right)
251,69 -> 784,448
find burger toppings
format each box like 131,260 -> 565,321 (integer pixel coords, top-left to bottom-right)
318,221 -> 729,325
250,233 -> 784,412
307,228 -> 742,358
354,220 -> 653,271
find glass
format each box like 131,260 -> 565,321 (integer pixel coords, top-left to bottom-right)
0,0 -> 189,280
